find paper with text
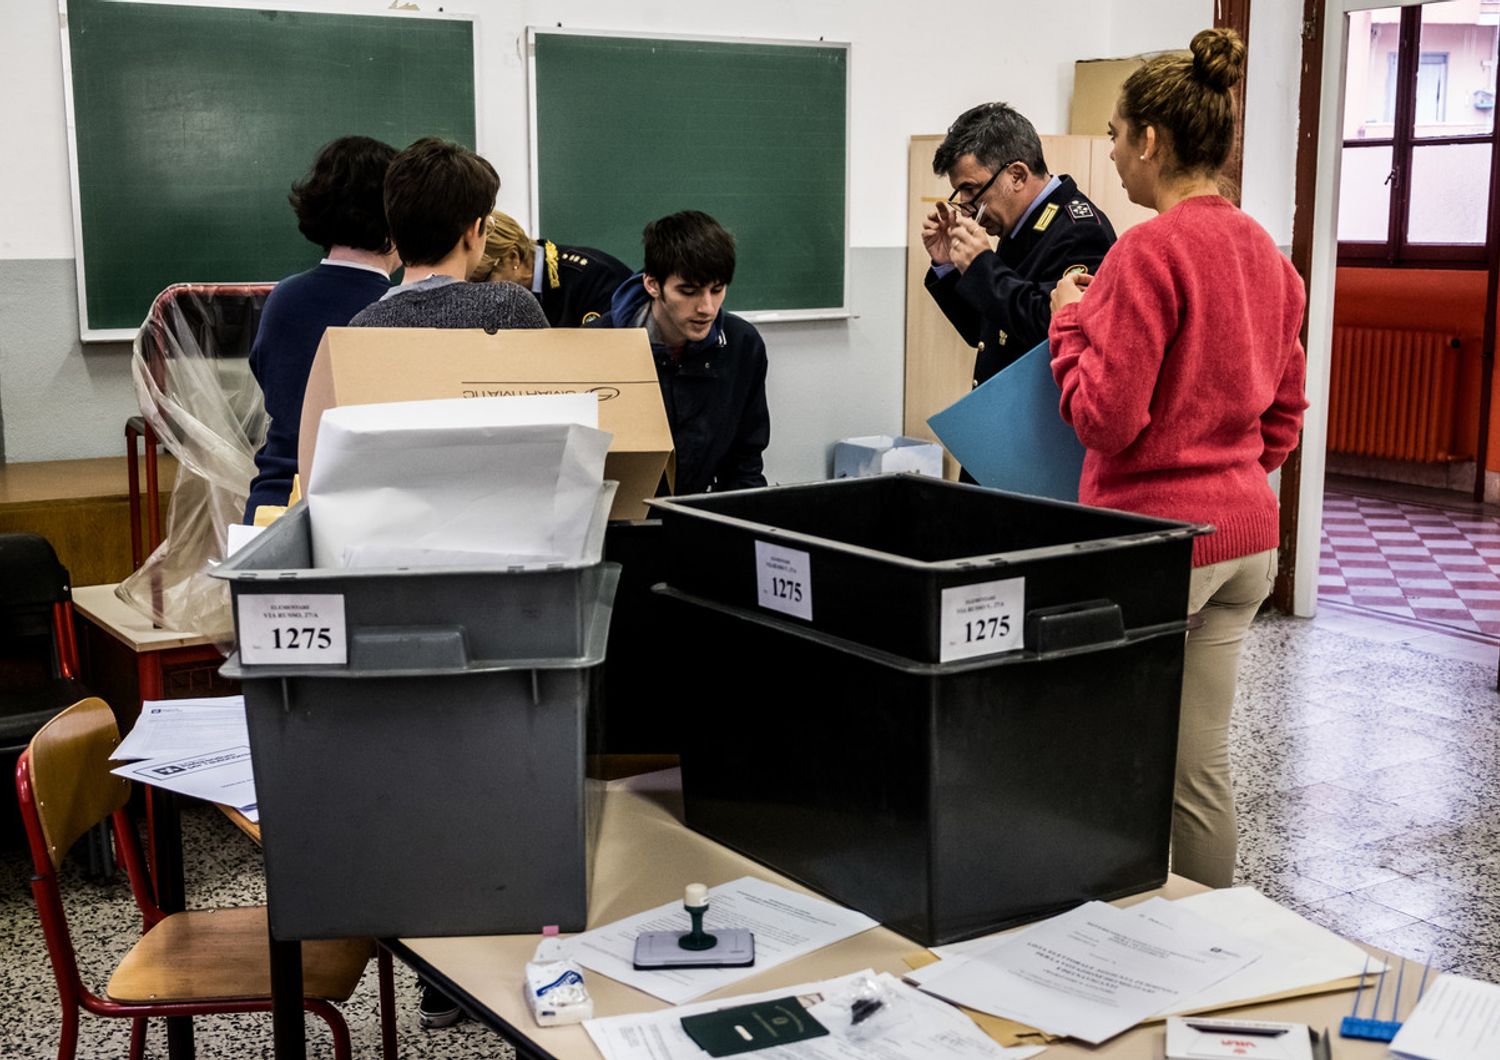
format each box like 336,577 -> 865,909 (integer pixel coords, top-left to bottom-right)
1391,973 -> 1500,1060
111,697 -> 248,762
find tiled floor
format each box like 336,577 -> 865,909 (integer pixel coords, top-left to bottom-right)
1320,487 -> 1500,640
1,574 -> 1496,1056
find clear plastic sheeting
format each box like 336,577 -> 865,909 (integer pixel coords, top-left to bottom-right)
117,283 -> 272,647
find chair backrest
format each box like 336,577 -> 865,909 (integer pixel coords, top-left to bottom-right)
0,533 -> 71,613
0,534 -> 74,684
137,283 -> 272,370
22,698 -> 130,870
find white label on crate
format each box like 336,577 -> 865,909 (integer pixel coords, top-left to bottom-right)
939,577 -> 1024,662
237,594 -> 347,665
755,540 -> 813,621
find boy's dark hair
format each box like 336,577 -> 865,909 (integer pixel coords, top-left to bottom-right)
932,103 -> 1048,179
289,136 -> 398,253
642,210 -> 736,287
383,137 -> 500,267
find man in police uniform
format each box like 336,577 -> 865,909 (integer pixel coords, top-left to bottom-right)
924,102 -> 1116,390
473,210 -> 632,326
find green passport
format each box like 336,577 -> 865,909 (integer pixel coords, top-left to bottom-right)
680,996 -> 830,1056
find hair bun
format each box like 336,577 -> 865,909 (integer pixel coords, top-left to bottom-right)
1190,28 -> 1246,92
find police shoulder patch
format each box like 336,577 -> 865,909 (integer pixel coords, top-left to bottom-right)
1033,203 -> 1059,232
581,311 -> 601,325
1066,200 -> 1096,221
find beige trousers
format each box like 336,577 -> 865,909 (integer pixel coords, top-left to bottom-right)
1170,547 -> 1277,887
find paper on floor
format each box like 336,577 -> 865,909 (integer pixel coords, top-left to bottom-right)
585,970 -> 1041,1060
570,876 -> 878,1005
1390,973 -> 1500,1060
306,393 -> 611,569
916,900 -> 1261,1044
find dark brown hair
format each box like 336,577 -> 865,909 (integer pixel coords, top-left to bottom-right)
932,102 -> 1048,179
643,210 -> 736,288
1119,28 -> 1246,176
383,137 -> 499,267
289,136 -> 397,253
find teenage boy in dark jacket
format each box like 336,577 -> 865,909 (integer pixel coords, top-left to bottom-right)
590,210 -> 769,497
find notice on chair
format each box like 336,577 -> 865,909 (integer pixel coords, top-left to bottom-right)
916,900 -> 1261,1044
1391,974 -> 1500,1060
110,746 -> 258,817
110,696 -> 248,762
571,876 -> 877,1004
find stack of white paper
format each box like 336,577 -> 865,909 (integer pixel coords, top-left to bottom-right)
306,393 -> 612,569
585,970 -> 1043,1060
1391,973 -> 1500,1060
911,887 -> 1383,1044
571,877 -> 878,1004
109,697 -> 258,822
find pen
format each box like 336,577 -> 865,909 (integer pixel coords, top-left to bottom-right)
1185,1021 -> 1289,1038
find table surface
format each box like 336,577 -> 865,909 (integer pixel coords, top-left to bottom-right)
0,454 -> 179,505
72,583 -> 215,652
395,770 -> 1417,1060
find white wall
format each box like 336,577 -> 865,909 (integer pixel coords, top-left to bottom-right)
0,0 -> 1307,472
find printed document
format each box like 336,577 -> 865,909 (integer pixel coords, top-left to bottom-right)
111,697 -> 248,762
585,970 -> 1041,1060
1391,973 -> 1500,1060
916,900 -> 1261,1043
571,877 -> 878,1004
111,746 -> 257,813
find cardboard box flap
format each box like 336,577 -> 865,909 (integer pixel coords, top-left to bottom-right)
299,327 -> 674,521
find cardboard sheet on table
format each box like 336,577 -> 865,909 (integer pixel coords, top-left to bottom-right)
306,393 -> 610,569
927,340 -> 1085,501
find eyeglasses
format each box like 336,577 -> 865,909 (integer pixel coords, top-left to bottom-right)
946,163 -> 1015,216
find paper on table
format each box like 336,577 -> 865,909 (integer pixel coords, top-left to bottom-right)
1155,887 -> 1384,1014
571,876 -> 878,1005
916,900 -> 1261,1044
111,746 -> 257,813
306,393 -> 611,569
111,697 -> 248,762
585,970 -> 1039,1060
1390,973 -> 1500,1060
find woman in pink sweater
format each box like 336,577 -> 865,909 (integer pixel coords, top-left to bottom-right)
1048,28 -> 1308,887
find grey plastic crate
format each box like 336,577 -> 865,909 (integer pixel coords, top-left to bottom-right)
219,564 -> 618,940
214,483 -> 616,665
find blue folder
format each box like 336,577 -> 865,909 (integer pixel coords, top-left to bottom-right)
926,340 -> 1086,502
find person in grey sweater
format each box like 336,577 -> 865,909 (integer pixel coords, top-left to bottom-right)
349,137 -> 548,331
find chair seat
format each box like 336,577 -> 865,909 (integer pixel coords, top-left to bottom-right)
0,679 -> 92,744
107,907 -> 373,1004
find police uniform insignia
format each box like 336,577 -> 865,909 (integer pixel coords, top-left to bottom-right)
1033,203 -> 1058,232
1067,200 -> 1096,221
1061,264 -> 1088,278
997,329 -> 1008,346
581,311 -> 601,324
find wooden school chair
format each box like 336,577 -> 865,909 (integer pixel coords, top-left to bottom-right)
15,696 -> 396,1060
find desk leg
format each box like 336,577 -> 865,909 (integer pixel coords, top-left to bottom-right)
270,922 -> 307,1060
147,787 -> 195,1059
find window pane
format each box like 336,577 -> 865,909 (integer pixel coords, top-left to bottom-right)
1407,141 -> 1492,244
1344,7 -> 1403,139
1416,3 -> 1496,138
1339,145 -> 1393,241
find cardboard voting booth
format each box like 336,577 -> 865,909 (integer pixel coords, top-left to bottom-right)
298,327 -> 674,521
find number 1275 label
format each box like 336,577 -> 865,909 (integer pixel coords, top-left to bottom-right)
755,541 -> 813,621
237,594 -> 348,665
939,577 -> 1024,662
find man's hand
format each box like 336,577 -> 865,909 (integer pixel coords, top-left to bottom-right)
1050,271 -> 1093,313
922,205 -> 953,266
947,214 -> 992,273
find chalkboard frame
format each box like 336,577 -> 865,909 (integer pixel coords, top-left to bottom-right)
59,0 -> 481,343
525,27 -> 852,323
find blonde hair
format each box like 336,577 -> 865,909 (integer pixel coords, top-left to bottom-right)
472,210 -> 535,281
1119,28 -> 1246,176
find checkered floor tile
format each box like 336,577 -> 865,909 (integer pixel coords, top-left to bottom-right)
1320,491 -> 1500,640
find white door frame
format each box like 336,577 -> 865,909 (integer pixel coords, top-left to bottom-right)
1294,0 -> 1453,616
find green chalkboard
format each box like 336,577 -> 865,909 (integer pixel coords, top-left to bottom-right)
531,32 -> 848,317
64,0 -> 475,338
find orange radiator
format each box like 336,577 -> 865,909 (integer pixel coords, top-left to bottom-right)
1328,326 -> 1462,462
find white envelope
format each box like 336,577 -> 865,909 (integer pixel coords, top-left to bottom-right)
1165,1016 -> 1314,1060
306,394 -> 611,569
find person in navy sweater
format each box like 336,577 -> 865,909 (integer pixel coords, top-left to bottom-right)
1049,29 -> 1307,887
243,136 -> 399,521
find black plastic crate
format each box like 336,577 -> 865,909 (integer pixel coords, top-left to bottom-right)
648,475 -> 1203,663
663,585 -> 1185,946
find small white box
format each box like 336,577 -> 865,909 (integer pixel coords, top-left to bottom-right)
1165,1016 -> 1314,1060
833,435 -> 943,479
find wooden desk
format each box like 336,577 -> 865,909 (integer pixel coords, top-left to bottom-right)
389,770 -> 1414,1060
0,456 -> 177,585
